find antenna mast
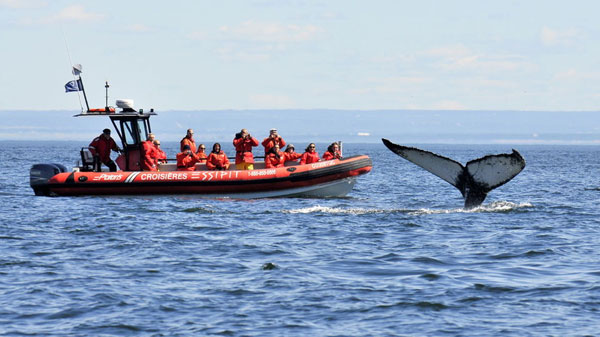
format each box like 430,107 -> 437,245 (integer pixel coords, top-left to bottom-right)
105,81 -> 110,109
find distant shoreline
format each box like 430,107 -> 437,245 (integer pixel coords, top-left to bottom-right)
1,110 -> 598,144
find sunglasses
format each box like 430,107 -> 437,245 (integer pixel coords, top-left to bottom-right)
200,147 -> 205,149
309,146 -> 315,148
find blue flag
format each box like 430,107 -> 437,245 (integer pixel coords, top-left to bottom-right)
65,79 -> 82,92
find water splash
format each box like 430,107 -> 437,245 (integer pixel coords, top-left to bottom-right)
283,206 -> 393,215
408,201 -> 533,215
473,201 -> 534,212
283,201 -> 533,216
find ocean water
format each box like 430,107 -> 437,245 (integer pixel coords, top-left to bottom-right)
1,141 -> 599,336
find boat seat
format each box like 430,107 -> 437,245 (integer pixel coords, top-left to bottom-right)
80,147 -> 96,172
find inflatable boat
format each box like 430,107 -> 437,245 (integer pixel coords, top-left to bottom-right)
31,156 -> 371,198
30,68 -> 371,198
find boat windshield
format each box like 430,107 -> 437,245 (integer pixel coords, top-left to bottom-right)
137,119 -> 148,141
121,120 -> 144,145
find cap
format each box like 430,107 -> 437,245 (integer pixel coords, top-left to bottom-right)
285,144 -> 295,150
183,145 -> 191,151
103,128 -> 111,134
270,128 -> 277,133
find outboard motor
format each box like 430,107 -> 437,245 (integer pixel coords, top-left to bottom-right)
30,163 -> 67,196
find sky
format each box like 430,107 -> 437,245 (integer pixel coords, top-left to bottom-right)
2,0 -> 600,112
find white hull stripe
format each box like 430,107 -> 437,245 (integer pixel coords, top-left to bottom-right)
125,172 -> 140,183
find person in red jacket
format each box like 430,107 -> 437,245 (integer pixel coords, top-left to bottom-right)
233,128 -> 259,170
141,133 -> 158,171
153,139 -> 167,164
206,143 -> 230,171
176,145 -> 200,171
196,144 -> 208,164
300,143 -> 319,165
180,128 -> 196,152
265,143 -> 285,168
261,128 -> 286,156
88,128 -> 121,172
322,142 -> 342,161
283,144 -> 302,164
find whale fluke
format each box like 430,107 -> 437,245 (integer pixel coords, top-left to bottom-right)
382,138 -> 526,208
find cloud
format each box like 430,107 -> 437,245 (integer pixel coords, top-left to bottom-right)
350,76 -> 430,94
40,5 -> 104,24
0,0 -> 46,8
207,20 -> 322,61
126,23 -> 152,33
369,53 -> 415,65
425,44 -> 530,73
217,45 -> 271,62
187,31 -> 208,40
448,56 -> 524,72
219,20 -> 322,42
553,69 -> 599,81
540,26 -> 581,47
431,100 -> 467,110
249,94 -> 294,108
426,45 -> 472,58
553,68 -> 579,80
469,78 -> 515,89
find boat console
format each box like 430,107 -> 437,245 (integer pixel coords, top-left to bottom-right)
75,99 -> 156,171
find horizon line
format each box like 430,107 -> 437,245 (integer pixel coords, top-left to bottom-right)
2,108 -> 600,113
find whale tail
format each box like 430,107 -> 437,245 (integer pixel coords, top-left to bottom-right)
382,138 -> 526,208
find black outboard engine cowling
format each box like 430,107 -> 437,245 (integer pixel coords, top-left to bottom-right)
30,163 -> 68,196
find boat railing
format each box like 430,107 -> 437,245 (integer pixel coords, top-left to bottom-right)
165,155 -> 265,161
157,158 -> 300,172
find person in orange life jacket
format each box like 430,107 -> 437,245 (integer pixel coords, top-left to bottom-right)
176,145 -> 200,171
180,128 -> 196,152
141,133 -> 158,171
283,144 -> 302,164
300,143 -> 320,165
206,143 -> 230,171
196,144 -> 208,164
265,143 -> 285,168
261,128 -> 286,156
322,142 -> 342,161
233,128 -> 259,170
88,128 -> 121,172
153,139 -> 167,164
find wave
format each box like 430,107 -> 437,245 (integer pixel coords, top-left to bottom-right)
409,201 -> 534,215
283,201 -> 534,216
